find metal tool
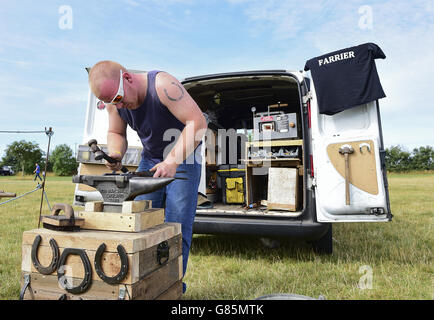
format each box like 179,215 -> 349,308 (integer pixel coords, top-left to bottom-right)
339,144 -> 354,205
41,203 -> 84,231
87,138 -> 187,178
88,139 -> 129,173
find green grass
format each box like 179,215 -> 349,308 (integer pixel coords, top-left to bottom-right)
0,173 -> 433,300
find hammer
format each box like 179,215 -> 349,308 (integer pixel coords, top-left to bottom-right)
88,139 -> 187,178
339,144 -> 354,205
88,139 -> 129,173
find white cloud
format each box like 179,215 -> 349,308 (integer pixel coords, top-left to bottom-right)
224,0 -> 434,147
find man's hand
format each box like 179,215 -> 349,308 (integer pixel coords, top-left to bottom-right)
105,151 -> 123,171
149,160 -> 178,178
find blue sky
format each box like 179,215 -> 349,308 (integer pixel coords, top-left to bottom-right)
0,0 -> 433,158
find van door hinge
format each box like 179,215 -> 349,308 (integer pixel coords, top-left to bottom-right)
303,91 -> 313,104
311,178 -> 317,188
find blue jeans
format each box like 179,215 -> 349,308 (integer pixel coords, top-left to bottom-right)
135,150 -> 201,292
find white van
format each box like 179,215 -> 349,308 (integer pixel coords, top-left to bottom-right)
74,44 -> 392,254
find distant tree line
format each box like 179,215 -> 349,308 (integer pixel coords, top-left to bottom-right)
1,140 -> 432,175
0,140 -> 78,176
385,145 -> 433,172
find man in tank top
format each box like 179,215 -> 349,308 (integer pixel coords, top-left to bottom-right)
88,61 -> 207,294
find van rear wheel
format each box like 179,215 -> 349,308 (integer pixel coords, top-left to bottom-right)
311,224 -> 333,255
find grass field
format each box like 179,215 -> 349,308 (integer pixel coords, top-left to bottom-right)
0,172 -> 432,300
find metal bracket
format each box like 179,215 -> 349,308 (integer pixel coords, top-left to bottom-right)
94,243 -> 129,285
31,235 -> 60,275
370,207 -> 385,215
157,241 -> 170,265
19,274 -> 31,300
302,91 -> 313,104
57,248 -> 92,294
118,287 -> 126,300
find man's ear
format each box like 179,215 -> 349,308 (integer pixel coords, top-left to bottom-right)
123,71 -> 133,84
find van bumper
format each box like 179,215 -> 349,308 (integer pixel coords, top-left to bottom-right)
193,215 -> 329,241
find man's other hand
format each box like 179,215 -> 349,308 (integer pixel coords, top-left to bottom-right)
150,160 -> 178,178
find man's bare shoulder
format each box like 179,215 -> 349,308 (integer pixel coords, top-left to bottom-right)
155,72 -> 185,104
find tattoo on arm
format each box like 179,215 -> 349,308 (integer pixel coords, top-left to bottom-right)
164,82 -> 185,102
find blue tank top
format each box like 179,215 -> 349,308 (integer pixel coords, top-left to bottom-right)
117,70 -> 185,162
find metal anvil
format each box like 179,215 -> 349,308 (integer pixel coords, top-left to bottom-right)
72,174 -> 177,212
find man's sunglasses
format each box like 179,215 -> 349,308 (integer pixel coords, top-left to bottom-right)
110,69 -> 124,104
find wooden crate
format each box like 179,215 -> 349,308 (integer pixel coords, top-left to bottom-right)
21,223 -> 183,300
77,200 -> 165,233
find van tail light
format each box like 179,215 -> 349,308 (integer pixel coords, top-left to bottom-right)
310,154 -> 314,177
307,100 -> 311,129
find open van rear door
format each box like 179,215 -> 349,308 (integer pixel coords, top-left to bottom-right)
310,96 -> 391,222
306,43 -> 392,222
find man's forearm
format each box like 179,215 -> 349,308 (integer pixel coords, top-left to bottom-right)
107,131 -> 128,156
164,121 -> 206,165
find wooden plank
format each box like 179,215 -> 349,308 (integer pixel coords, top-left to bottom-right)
21,256 -> 182,300
40,216 -> 85,227
77,208 -> 164,232
247,139 -> 303,147
267,202 -> 296,211
326,139 -> 378,195
22,234 -> 182,284
85,201 -> 104,212
20,272 -> 119,300
22,223 -> 181,254
267,167 -> 299,211
244,158 -> 301,167
138,234 -> 182,279
0,192 -> 16,197
130,256 -> 183,300
122,200 -> 152,213
155,280 -> 183,300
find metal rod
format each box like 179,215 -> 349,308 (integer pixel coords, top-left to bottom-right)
38,127 -> 53,228
0,130 -> 47,133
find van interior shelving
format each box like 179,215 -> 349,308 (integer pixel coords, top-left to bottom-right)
184,73 -> 305,218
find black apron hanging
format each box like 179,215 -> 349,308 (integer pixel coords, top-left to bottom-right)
304,42 -> 386,115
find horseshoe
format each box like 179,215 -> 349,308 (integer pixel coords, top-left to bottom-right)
359,142 -> 371,153
94,243 -> 129,285
57,248 -> 92,294
31,235 -> 60,275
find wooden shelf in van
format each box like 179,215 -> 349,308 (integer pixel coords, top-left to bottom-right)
242,158 -> 301,167
244,139 -> 304,208
246,139 -> 303,148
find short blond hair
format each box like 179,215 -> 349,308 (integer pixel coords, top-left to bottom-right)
88,60 -> 127,96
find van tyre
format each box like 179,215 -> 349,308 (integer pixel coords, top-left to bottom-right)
311,224 -> 333,255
